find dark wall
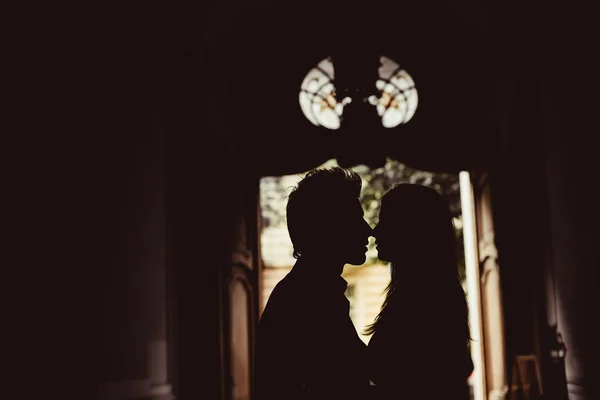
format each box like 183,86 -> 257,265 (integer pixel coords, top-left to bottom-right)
537,42 -> 599,400
7,1 -> 224,398
536,5 -> 599,400
491,1 -> 600,398
541,103 -> 599,400
53,5 -> 173,397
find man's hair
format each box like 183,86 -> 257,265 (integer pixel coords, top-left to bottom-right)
286,167 -> 362,258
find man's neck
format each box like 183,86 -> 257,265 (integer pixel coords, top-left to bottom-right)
291,256 -> 348,295
294,254 -> 345,277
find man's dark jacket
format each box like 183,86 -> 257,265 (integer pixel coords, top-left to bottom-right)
255,264 -> 370,400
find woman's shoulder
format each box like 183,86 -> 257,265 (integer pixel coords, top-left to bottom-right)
367,324 -> 407,351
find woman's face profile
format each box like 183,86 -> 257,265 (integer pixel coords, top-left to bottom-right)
373,201 -> 404,262
374,198 -> 426,263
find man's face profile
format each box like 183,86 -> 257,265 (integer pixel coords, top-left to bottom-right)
327,198 -> 372,266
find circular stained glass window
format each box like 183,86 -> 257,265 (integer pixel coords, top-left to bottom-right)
299,56 -> 417,129
368,56 -> 418,128
298,57 -> 351,130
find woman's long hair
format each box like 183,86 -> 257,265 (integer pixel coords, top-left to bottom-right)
364,184 -> 470,346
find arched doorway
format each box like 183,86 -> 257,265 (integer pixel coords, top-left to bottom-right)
199,1 -> 513,399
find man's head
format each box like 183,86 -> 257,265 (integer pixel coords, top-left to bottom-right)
286,167 -> 372,266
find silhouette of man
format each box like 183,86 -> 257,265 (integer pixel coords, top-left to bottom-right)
255,167 -> 373,400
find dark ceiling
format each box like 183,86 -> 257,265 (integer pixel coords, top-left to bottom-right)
201,0 -> 513,175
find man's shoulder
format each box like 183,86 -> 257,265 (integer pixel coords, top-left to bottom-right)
260,274 -> 300,319
266,273 -> 297,302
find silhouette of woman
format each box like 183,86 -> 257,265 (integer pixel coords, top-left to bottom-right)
366,183 -> 473,400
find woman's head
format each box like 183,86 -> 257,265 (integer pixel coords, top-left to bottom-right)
373,183 -> 457,271
365,183 -> 469,341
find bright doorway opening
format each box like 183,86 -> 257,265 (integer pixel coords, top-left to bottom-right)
258,159 -> 489,399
